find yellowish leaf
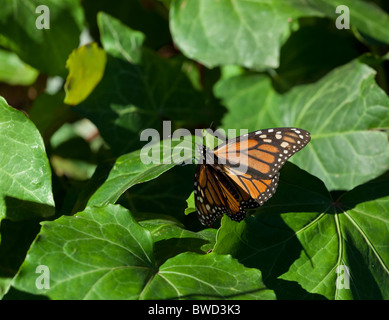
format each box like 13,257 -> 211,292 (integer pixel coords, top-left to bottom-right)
64,43 -> 107,105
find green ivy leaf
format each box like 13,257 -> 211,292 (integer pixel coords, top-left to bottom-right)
170,0 -> 389,70
64,43 -> 107,105
87,150 -> 174,207
170,0 -> 322,70
75,13 -> 224,155
0,0 -> 84,76
0,49 -> 38,86
140,219 -> 208,243
213,163 -> 389,300
98,12 -> 145,63
87,137 -> 194,207
282,59 -> 389,191
125,165 -> 194,222
275,19 -> 361,91
0,98 -> 54,223
310,0 -> 389,45
13,205 -> 155,299
13,205 -> 274,300
140,218 -> 216,264
141,252 -> 276,300
185,191 -> 195,216
215,59 -> 389,191
214,74 -> 282,132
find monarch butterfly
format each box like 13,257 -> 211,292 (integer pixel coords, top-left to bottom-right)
194,127 -> 311,226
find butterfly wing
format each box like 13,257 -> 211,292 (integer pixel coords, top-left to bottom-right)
213,127 -> 310,205
194,164 -> 248,225
194,127 -> 310,225
225,170 -> 280,207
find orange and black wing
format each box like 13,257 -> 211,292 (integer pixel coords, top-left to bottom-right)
213,127 -> 310,205
194,164 -> 249,226
194,127 -> 310,225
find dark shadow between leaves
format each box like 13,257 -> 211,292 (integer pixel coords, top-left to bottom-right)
3,286 -> 49,300
0,219 -> 41,279
75,56 -> 146,156
153,238 -> 210,267
274,17 -> 365,93
1,3 -> 81,78
238,214 -> 326,300
270,279 -> 327,300
217,162 -> 331,299
4,196 -> 55,222
343,236 -> 383,300
71,159 -> 116,214
122,165 -> 195,225
327,173 -> 389,300
75,54 -> 225,156
335,171 -> 389,212
245,167 -> 389,299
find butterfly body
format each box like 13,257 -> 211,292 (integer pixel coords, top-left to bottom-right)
194,127 -> 310,226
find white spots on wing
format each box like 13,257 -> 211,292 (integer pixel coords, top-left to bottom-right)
194,127 -> 311,225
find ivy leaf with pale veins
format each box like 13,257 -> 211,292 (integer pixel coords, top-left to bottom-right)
13,205 -> 275,300
0,98 -> 54,224
214,163 -> 389,300
171,0 -> 389,70
215,59 -> 389,191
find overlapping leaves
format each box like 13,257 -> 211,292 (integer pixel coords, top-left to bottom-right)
1,0 -> 389,301
0,98 -> 54,223
170,0 -> 389,70
75,12 -> 223,155
0,0 -> 84,76
215,59 -> 389,191
213,163 -> 389,299
13,205 -> 275,300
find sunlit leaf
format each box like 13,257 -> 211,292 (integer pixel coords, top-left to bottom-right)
0,98 -> 54,223
64,43 -> 107,105
214,163 -> 389,300
13,205 -> 274,300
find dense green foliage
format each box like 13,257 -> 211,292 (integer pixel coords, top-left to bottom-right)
0,0 -> 388,300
